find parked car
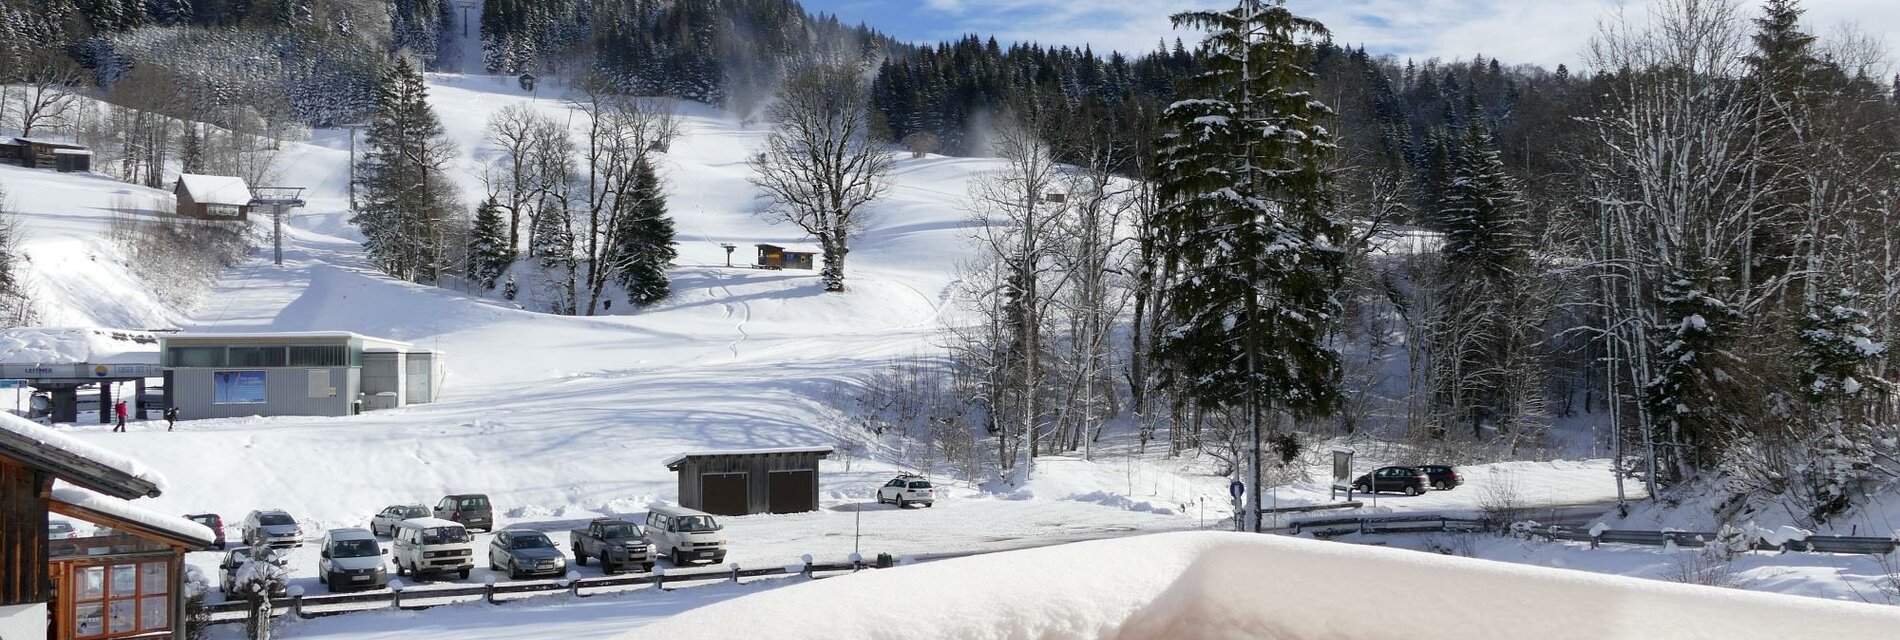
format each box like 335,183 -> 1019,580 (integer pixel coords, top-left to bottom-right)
876,475 -> 935,508
433,494 -> 493,532
569,518 -> 656,574
1416,465 -> 1464,491
47,519 -> 77,540
240,509 -> 304,548
369,504 -> 430,537
488,530 -> 568,580
391,517 -> 474,579
645,506 -> 727,567
317,528 -> 389,592
185,513 -> 226,549
1352,467 -> 1432,496
218,547 -> 289,599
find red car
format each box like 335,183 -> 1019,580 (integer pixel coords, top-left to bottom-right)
185,513 -> 227,549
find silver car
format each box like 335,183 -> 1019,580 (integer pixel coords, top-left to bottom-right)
317,528 -> 389,592
487,530 -> 567,580
241,509 -> 304,548
370,504 -> 430,537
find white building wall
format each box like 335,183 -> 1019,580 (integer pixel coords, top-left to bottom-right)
0,602 -> 48,640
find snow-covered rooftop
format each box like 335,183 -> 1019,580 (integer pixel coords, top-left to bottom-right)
661,446 -> 834,468
0,327 -> 161,365
162,331 -> 418,350
623,532 -> 1900,640
756,243 -> 823,254
176,173 -> 253,206
0,412 -> 171,494
50,483 -> 216,547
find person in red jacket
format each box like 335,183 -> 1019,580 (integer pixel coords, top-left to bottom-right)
113,400 -> 128,432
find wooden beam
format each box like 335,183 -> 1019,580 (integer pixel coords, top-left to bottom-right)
1,458 -> 51,606
47,500 -> 211,552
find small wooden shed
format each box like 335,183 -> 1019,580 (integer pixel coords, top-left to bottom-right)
663,446 -> 832,516
173,174 -> 253,221
4,138 -> 91,171
755,244 -> 817,270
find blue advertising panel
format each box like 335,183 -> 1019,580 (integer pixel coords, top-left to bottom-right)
214,370 -> 267,404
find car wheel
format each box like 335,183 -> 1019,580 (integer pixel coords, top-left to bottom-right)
641,563 -> 654,573
508,561 -> 521,581
318,571 -> 326,584
459,567 -> 471,580
1404,485 -> 1420,496
602,553 -> 618,575
672,550 -> 687,567
1433,481 -> 1446,490
573,548 -> 587,566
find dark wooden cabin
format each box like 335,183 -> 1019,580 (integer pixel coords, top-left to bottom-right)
663,447 -> 832,516
1,138 -> 91,172
173,174 -> 252,221
755,244 -> 816,270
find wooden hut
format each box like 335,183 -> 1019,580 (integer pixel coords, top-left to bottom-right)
173,174 -> 253,221
754,244 -> 817,270
3,138 -> 91,172
663,447 -> 833,516
0,415 -> 215,640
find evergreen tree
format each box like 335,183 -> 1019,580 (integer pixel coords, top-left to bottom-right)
1794,286 -> 1884,521
353,57 -> 460,284
1431,121 -> 1539,440
467,196 -> 514,291
609,159 -> 676,306
528,197 -> 576,314
1152,0 -> 1347,531
1642,250 -> 1747,482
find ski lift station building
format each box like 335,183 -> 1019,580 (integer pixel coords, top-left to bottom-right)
160,332 -> 445,419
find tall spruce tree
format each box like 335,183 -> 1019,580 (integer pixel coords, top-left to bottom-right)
1152,0 -> 1347,531
1432,121 -> 1538,440
1642,250 -> 1747,482
610,159 -> 677,306
467,196 -> 513,291
353,57 -> 460,284
1794,286 -> 1884,521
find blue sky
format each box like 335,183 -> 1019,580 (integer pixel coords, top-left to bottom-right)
801,0 -> 1900,70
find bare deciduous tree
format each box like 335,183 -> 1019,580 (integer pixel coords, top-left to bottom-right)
749,62 -> 892,292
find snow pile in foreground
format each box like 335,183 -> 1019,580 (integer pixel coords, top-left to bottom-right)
0,413 -> 171,492
623,532 -> 1900,640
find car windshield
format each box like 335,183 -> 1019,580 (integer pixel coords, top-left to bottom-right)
421,527 -> 470,545
459,497 -> 489,509
258,514 -> 294,526
673,516 -> 718,532
600,524 -> 639,539
49,522 -> 73,532
332,539 -> 379,557
510,534 -> 554,549
405,506 -> 428,517
189,516 -> 216,526
907,481 -> 932,489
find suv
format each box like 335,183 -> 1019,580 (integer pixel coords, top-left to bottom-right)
317,528 -> 389,592
392,517 -> 474,580
240,509 -> 304,548
370,504 -> 430,537
488,530 -> 568,580
1415,465 -> 1463,491
645,506 -> 727,567
877,475 -> 935,508
185,513 -> 226,549
1352,467 -> 1431,496
434,494 -> 493,532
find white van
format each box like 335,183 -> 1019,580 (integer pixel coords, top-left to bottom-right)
645,506 -> 727,566
391,517 -> 475,579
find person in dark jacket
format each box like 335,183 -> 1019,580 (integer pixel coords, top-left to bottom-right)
113,400 -> 128,432
164,406 -> 180,431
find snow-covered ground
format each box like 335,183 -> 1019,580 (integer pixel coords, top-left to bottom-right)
626,532 -> 1900,640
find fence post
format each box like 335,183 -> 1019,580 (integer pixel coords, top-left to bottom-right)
388,580 -> 403,610
286,586 -> 304,620
801,554 -> 813,579
483,575 -> 497,605
729,563 -> 741,584
653,566 -> 666,591
1590,533 -> 1600,550
565,572 -> 580,598
849,553 -> 862,572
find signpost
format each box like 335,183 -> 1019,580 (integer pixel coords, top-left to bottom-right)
1330,446 -> 1355,501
